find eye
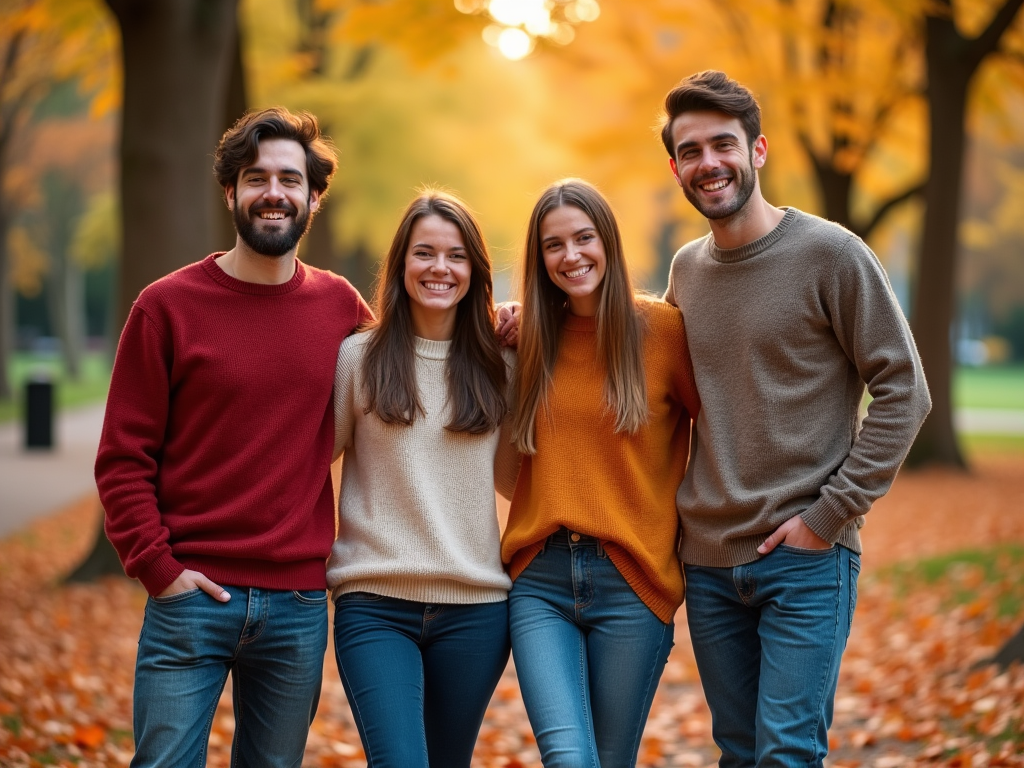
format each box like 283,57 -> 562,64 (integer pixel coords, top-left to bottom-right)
578,233 -> 595,244
449,252 -> 468,261
544,241 -> 561,251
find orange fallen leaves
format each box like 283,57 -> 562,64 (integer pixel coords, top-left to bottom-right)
1,454 -> 1023,767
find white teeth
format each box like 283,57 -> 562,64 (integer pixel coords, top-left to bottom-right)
259,212 -> 286,219
423,282 -> 452,291
700,179 -> 729,192
564,265 -> 592,279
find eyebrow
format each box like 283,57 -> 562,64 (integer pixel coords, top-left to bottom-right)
240,166 -> 305,179
411,242 -> 466,251
543,226 -> 595,244
675,132 -> 741,155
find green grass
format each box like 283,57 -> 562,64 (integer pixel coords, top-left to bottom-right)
0,352 -> 111,424
880,545 -> 1024,617
954,364 -> 1024,410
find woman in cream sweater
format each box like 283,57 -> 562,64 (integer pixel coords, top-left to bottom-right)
327,190 -> 518,768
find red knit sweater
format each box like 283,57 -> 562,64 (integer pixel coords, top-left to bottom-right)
95,255 -> 371,596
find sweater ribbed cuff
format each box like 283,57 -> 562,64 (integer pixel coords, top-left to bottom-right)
139,554 -> 186,597
799,494 -> 853,544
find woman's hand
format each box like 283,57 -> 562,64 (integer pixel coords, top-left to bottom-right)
495,302 -> 522,348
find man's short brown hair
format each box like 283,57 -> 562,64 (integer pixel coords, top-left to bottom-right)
660,71 -> 762,158
213,107 -> 337,197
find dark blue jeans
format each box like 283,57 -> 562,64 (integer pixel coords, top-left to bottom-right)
333,593 -> 510,768
685,544 -> 860,768
132,586 -> 328,768
509,530 -> 674,768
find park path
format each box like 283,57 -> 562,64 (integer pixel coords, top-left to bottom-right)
0,403 -> 105,538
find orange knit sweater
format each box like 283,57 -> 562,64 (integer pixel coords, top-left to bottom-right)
502,298 -> 700,623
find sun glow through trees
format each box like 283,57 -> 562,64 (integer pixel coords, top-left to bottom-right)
454,0 -> 600,59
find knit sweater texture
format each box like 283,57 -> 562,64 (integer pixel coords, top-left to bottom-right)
326,331 -> 518,604
501,298 -> 700,623
95,254 -> 371,596
666,208 -> 931,567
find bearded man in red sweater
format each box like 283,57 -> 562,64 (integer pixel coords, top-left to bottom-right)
95,107 -> 371,768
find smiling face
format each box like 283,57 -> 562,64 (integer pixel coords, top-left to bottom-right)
668,110 -> 766,222
227,138 -> 319,257
403,214 -> 472,339
540,204 -> 607,317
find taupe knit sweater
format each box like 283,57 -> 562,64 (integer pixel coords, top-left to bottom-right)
666,208 -> 931,567
326,332 -> 517,603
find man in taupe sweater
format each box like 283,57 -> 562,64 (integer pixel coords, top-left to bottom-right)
661,70 -> 931,767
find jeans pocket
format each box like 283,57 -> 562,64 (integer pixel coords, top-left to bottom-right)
336,590 -> 385,604
778,543 -> 836,555
151,588 -> 202,604
292,589 -> 328,605
848,553 -> 861,634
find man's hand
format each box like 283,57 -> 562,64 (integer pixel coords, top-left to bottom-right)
158,569 -> 231,602
496,302 -> 521,348
757,516 -> 831,555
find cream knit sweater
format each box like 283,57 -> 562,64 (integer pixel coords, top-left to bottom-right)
326,331 -> 517,604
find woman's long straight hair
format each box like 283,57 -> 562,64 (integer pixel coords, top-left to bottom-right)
511,179 -> 648,454
362,190 -> 507,434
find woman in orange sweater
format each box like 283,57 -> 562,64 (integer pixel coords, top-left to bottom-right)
503,179 -> 700,767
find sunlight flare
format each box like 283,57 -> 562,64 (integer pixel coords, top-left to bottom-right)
456,0 -> 600,60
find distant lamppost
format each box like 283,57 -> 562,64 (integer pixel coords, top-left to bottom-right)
454,0 -> 600,59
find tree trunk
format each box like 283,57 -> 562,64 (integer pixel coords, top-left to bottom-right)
68,0 -> 240,582
0,207 -> 13,401
107,0 -> 239,330
990,623 -> 1024,669
43,172 -> 86,381
213,21 -> 248,252
300,206 -> 335,271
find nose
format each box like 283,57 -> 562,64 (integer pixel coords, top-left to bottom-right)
431,255 -> 449,274
263,177 -> 286,202
563,245 -> 582,264
697,147 -> 721,173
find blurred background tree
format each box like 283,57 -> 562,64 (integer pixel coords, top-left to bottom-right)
0,0 -> 1022,575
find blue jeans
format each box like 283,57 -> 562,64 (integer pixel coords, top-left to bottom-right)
685,544 -> 860,768
131,585 -> 328,768
333,593 -> 510,768
509,530 -> 674,768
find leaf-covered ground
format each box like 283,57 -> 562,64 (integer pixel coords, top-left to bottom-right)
1,455 -> 1022,768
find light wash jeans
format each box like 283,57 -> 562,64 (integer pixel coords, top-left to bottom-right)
333,593 -> 510,768
509,529 -> 674,768
131,585 -> 328,768
685,544 -> 860,768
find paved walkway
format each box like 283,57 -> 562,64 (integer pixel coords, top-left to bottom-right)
0,403 -> 1021,540
0,403 -> 105,538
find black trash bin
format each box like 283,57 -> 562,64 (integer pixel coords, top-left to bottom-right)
25,375 -> 55,450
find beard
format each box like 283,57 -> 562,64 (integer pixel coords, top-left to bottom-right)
234,198 -> 312,257
683,153 -> 757,221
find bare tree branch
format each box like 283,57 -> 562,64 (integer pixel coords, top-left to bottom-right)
854,180 -> 926,240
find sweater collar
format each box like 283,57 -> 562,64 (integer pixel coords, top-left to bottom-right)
414,336 -> 451,360
201,253 -> 308,295
706,207 -> 798,264
563,312 -> 597,333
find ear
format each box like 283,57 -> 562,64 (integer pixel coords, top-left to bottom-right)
669,158 -> 683,188
751,135 -> 768,170
309,189 -> 321,214
224,185 -> 236,210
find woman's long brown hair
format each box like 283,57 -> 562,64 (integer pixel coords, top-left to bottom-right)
362,190 -> 507,434
511,179 -> 648,454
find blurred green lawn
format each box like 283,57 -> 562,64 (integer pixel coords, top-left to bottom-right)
0,352 -> 111,425
1,357 -> 1022,456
